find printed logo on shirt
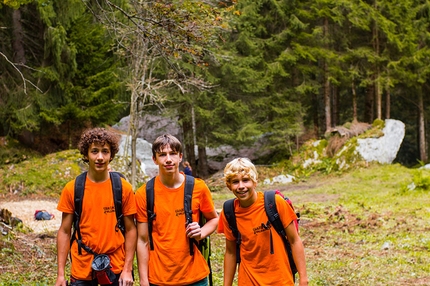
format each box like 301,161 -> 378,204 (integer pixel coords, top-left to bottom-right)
253,223 -> 269,235
103,206 -> 115,215
175,208 -> 185,217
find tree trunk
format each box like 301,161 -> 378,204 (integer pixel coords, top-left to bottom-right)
181,105 -> 196,175
373,0 -> 382,119
352,81 -> 358,122
418,91 -> 427,162
129,90 -> 138,190
324,62 -> 331,132
197,145 -> 209,178
385,81 -> 391,119
195,114 -> 209,178
375,72 -> 382,119
332,85 -> 339,126
312,93 -> 320,138
323,17 -> 331,132
365,83 -> 375,123
12,9 -> 25,66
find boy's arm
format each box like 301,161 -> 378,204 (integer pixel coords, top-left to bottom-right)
201,210 -> 219,239
223,239 -> 237,286
285,222 -> 309,286
119,215 -> 137,285
136,222 -> 150,286
55,213 -> 73,286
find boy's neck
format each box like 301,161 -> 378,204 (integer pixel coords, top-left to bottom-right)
159,172 -> 185,189
87,169 -> 110,183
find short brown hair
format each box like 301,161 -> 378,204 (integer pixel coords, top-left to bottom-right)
152,134 -> 182,158
78,128 -> 120,163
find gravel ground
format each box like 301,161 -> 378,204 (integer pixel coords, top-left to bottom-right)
0,200 -> 61,233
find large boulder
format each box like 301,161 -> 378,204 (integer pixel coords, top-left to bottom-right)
294,119 -> 406,173
356,119 -> 405,164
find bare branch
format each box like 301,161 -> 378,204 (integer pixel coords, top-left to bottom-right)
0,51 -> 27,94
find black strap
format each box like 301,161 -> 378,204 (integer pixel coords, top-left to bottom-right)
110,172 -> 125,235
264,190 -> 298,279
72,171 -> 125,256
223,198 -> 241,264
146,177 -> 156,251
183,175 -> 196,256
73,172 -> 87,255
264,191 -> 286,236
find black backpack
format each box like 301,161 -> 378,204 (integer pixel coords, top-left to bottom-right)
72,171 -> 125,255
146,175 -> 213,286
223,190 -> 300,281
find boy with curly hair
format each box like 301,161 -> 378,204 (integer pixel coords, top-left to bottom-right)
55,127 -> 137,286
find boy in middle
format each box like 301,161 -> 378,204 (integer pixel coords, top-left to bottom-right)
135,134 -> 219,286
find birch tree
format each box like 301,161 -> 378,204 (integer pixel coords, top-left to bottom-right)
85,0 -> 224,186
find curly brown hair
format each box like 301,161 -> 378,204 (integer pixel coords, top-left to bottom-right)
78,128 -> 120,163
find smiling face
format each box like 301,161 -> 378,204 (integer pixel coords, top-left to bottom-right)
86,142 -> 112,174
224,158 -> 259,207
228,174 -> 258,207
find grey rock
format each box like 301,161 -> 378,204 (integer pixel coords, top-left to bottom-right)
356,119 -> 405,164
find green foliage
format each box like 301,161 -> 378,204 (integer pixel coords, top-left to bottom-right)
1,0 -> 430,168
399,169 -> 430,192
0,138 -> 41,165
0,150 -> 82,197
1,0 -> 32,9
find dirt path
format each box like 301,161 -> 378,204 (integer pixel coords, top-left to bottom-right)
0,200 -> 61,233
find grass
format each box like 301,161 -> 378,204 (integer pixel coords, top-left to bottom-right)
1,151 -> 430,285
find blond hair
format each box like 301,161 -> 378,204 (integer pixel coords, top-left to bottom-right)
223,158 -> 258,186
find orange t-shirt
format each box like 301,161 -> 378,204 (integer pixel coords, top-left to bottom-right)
57,176 -> 136,280
135,175 -> 215,285
218,192 -> 297,286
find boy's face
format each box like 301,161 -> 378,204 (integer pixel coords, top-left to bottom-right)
153,144 -> 183,175
228,174 -> 257,206
86,142 -> 111,173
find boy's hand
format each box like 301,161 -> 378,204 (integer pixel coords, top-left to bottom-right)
186,222 -> 202,240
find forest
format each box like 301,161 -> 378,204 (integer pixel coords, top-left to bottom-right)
1,0 -> 430,175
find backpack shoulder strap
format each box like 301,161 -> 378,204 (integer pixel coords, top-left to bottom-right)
183,175 -> 195,256
223,198 -> 241,263
73,172 -> 87,255
264,190 -> 298,280
146,177 -> 156,251
264,190 -> 286,236
110,172 -> 125,235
